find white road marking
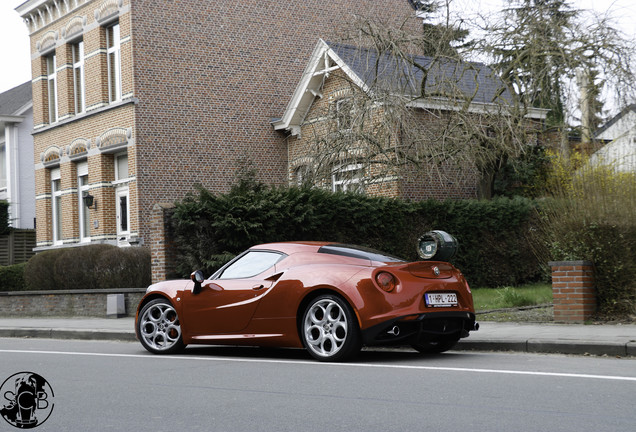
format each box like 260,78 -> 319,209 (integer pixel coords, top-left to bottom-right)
2,348 -> 636,382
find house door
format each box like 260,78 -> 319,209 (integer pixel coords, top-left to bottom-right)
116,186 -> 129,244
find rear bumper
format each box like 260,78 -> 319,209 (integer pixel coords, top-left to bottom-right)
361,311 -> 478,346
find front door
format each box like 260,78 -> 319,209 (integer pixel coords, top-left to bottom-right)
115,186 -> 129,244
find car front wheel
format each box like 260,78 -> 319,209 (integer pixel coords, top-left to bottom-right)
137,298 -> 185,354
301,294 -> 361,362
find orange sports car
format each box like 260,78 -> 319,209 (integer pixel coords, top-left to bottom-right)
135,231 -> 478,361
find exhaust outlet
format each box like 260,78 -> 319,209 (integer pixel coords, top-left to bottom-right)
387,325 -> 400,336
473,322 -> 480,331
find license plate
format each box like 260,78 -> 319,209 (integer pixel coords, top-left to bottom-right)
425,292 -> 458,307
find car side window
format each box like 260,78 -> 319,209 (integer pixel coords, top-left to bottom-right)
218,251 -> 284,279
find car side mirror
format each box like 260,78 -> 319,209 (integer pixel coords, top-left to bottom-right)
191,270 -> 205,295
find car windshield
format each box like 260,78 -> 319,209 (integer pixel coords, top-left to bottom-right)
317,244 -> 405,263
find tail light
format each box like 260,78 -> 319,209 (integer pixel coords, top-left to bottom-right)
376,272 -> 397,292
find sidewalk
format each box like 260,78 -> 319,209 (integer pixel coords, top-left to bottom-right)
0,317 -> 634,357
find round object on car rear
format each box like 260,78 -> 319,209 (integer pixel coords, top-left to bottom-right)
417,230 -> 458,261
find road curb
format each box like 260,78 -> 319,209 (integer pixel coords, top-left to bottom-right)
456,339 -> 634,357
0,328 -> 136,342
2,327 -> 633,357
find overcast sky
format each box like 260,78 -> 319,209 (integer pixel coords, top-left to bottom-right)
1,0 -> 635,96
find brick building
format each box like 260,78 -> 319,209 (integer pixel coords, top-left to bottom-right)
274,40 -> 548,200
16,0 -> 418,255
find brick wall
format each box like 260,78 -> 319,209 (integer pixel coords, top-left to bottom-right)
0,288 -> 145,317
288,69 -> 481,199
549,260 -> 596,323
24,0 -> 418,251
131,0 -> 419,243
149,203 -> 176,283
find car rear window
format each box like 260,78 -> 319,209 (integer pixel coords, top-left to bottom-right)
318,244 -> 405,263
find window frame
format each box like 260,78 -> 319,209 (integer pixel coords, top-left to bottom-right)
334,97 -> 354,130
0,142 -> 6,192
72,40 -> 85,114
106,22 -> 122,103
332,163 -> 364,193
46,54 -> 58,123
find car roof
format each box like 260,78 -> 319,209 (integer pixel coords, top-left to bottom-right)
250,241 -> 405,263
250,241 -> 329,255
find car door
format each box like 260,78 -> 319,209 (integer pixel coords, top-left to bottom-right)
182,250 -> 284,335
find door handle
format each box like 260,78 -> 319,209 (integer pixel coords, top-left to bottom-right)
252,284 -> 265,290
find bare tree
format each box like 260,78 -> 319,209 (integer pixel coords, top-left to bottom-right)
291,1 -> 635,199
293,12 -> 543,199
479,0 -> 636,154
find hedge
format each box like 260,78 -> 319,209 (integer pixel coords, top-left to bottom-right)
171,182 -> 543,287
22,244 -> 151,291
0,263 -> 26,291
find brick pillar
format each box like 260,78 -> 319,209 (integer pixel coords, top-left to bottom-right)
150,203 -> 176,283
549,260 -> 596,323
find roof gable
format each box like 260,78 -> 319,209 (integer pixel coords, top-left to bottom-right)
273,40 -> 545,136
0,82 -> 32,117
595,104 -> 636,139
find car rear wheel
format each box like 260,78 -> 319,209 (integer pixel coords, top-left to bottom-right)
301,294 -> 361,362
137,298 -> 185,354
411,337 -> 459,354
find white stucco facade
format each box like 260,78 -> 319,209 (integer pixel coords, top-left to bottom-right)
594,107 -> 636,172
0,86 -> 35,230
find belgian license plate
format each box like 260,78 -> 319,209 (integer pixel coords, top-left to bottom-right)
426,292 -> 458,307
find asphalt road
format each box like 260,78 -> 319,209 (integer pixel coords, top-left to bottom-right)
1,338 -> 635,432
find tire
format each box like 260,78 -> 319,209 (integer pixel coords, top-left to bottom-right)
137,298 -> 185,354
301,294 -> 361,362
411,337 -> 459,354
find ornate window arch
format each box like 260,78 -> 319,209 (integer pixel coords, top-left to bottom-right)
41,146 -> 62,167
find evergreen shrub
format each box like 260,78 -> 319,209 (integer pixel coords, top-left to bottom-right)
171,181 -> 542,287
0,263 -> 26,291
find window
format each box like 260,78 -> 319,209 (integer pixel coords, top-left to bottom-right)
217,251 -> 285,279
46,54 -> 57,123
72,41 -> 85,114
332,163 -> 364,193
115,153 -> 128,180
106,23 -> 121,102
51,168 -> 62,244
0,143 -> 6,191
334,98 -> 353,130
294,166 -> 308,186
77,162 -> 90,242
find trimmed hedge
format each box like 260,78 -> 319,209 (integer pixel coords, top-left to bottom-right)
22,244 -> 151,291
171,183 -> 543,287
0,263 -> 26,291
